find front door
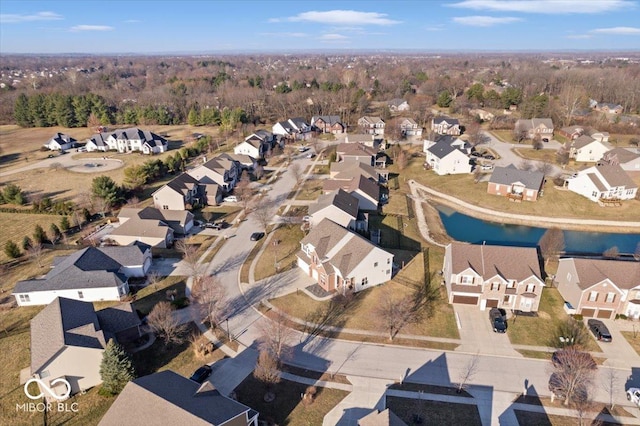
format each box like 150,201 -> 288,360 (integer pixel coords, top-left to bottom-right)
519,298 -> 533,312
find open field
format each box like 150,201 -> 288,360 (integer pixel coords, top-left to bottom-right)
254,224 -> 305,281
0,212 -> 73,262
296,178 -> 324,201
234,376 -> 349,426
621,331 -> 640,356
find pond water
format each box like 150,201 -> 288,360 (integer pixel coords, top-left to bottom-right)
437,205 -> 640,254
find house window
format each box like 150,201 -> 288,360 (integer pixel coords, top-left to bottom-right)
162,205 -> 169,210
320,274 -> 326,285
374,262 -> 378,267
606,293 -> 616,303
78,291 -> 84,299
387,258 -> 391,264
507,280 -> 516,288
588,291 -> 598,302
491,283 -> 500,291
460,276 -> 473,284
526,284 -> 535,293
19,294 -> 30,303
361,277 -> 368,286
503,295 -> 512,304
386,270 -> 390,275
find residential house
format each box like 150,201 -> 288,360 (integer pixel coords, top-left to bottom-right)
233,139 -> 262,158
387,98 -> 410,112
297,218 -> 393,294
398,117 -> 422,137
86,128 -> 167,154
590,131 -> 610,144
217,152 -> 257,170
152,173 -> 204,210
600,147 -> 640,171
558,125 -> 585,141
514,118 -> 554,141
13,244 -> 152,306
359,409 -> 407,426
595,102 -> 623,114
566,135 -> 610,163
443,242 -> 545,312
330,161 -> 385,183
107,207 -> 195,248
29,297 -> 141,397
272,117 -> 312,140
423,135 -> 471,155
336,143 -> 386,168
555,258 -> 640,319
99,370 -> 258,426
44,133 -> 77,151
311,115 -> 346,134
469,109 -> 495,122
425,141 -> 471,175
357,116 -> 385,135
187,156 -> 240,192
308,189 -> 365,231
431,116 -> 461,136
487,165 -> 545,202
322,175 -> 380,211
567,163 -> 638,203
345,133 -> 384,150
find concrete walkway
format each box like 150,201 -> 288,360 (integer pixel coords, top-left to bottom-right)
323,376 -> 389,426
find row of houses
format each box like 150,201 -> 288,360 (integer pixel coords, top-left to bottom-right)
45,127 -> 168,154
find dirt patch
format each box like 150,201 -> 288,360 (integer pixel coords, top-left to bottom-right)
66,159 -> 123,173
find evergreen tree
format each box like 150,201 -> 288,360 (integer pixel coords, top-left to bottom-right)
91,175 -> 122,206
22,236 -> 33,251
59,216 -> 70,232
49,223 -> 62,245
14,93 -> 32,127
99,339 -> 136,395
437,90 -> 453,108
4,240 -> 21,259
33,224 -> 46,245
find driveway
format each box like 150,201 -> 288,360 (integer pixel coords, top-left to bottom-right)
0,153 -> 123,177
148,257 -> 193,276
454,305 -> 522,357
586,319 -> 640,369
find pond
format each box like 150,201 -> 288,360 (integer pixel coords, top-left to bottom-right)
437,205 -> 640,254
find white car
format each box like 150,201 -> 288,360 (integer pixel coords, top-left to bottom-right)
627,388 -> 640,407
223,196 -> 238,203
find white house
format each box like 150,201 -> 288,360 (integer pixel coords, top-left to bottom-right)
600,148 -> 640,171
44,133 -> 77,151
297,218 -> 394,294
233,140 -> 262,158
431,117 -> 461,136
29,297 -> 141,396
322,175 -> 380,211
357,116 -> 385,135
425,141 -> 472,175
152,173 -> 204,210
272,117 -> 312,140
567,135 -> 610,163
567,163 -> 638,202
388,99 -> 410,112
13,244 -> 151,307
308,189 -> 362,231
423,135 -> 471,155
187,156 -> 240,192
399,117 -> 422,137
86,128 -> 167,154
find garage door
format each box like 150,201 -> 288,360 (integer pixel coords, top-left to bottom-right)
597,309 -> 614,319
453,295 -> 479,305
486,299 -> 499,308
581,308 -> 596,317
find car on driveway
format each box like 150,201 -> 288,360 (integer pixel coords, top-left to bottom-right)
223,196 -> 238,203
250,232 -> 265,241
587,319 -> 612,342
483,154 -> 496,160
627,388 -> 640,407
489,308 -> 507,333
189,365 -> 212,383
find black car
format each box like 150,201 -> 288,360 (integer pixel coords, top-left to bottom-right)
250,232 -> 265,241
189,365 -> 212,383
587,319 -> 612,342
483,154 -> 496,160
489,308 -> 507,333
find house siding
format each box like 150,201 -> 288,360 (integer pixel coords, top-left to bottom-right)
153,187 -> 187,210
15,285 -> 126,307
37,346 -> 105,395
576,281 -> 622,319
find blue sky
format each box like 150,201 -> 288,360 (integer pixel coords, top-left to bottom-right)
1,1 -> 639,54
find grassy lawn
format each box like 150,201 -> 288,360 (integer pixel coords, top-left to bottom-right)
387,396 -> 482,426
254,224 -> 305,281
240,237 -> 266,283
0,212 -> 75,262
621,331 -> 640,356
514,410 -> 622,426
369,213 -> 422,252
512,147 -> 559,163
295,179 -> 324,201
507,287 -> 600,352
132,275 -> 187,316
234,376 -> 349,426
197,205 -> 242,223
412,162 -> 640,222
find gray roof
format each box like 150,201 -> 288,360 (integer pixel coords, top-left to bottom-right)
96,303 -> 141,335
13,245 -> 149,294
113,127 -> 167,148
388,98 -> 407,107
309,189 -> 359,218
98,370 -> 254,426
164,173 -> 201,196
573,135 -> 598,149
110,218 -> 171,241
516,118 -> 553,131
427,141 -> 459,159
217,152 -> 255,166
49,132 -> 77,145
312,115 -> 343,126
448,242 -> 542,282
336,142 -> 377,157
31,297 -> 106,373
87,132 -> 109,147
568,258 -> 640,290
603,147 -> 640,164
433,116 -> 459,125
323,175 -> 380,201
120,207 -> 193,226
359,116 -> 384,124
594,163 -> 637,188
331,162 -> 379,181
489,165 -> 545,190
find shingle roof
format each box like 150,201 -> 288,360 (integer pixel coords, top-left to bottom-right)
50,133 -> 77,145
569,258 -> 640,290
312,115 -> 342,126
96,303 -> 141,335
113,127 -> 167,148
587,173 -> 607,192
603,147 -> 640,164
359,116 -> 384,124
448,242 -> 542,282
336,142 -> 377,157
594,164 -> 637,188
322,175 -> 380,201
572,135 -> 598,149
427,141 -> 459,159
308,189 -> 359,218
489,165 -> 545,191
433,116 -> 459,125
31,297 -> 107,373
331,162 -> 379,181
165,173 -> 201,195
98,370 -> 254,426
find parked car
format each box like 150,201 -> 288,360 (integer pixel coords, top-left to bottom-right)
76,147 -> 87,152
627,388 -> 640,407
481,164 -> 494,171
470,151 -> 482,157
298,146 -> 309,152
587,319 -> 612,342
306,152 -> 316,158
302,215 -> 311,222
551,349 -> 596,370
47,154 -> 55,158
189,365 -> 212,384
483,154 -> 496,160
489,308 -> 507,333
250,232 -> 265,241
223,196 -> 238,203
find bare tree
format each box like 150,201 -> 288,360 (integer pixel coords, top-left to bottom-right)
539,227 -> 565,266
396,148 -> 408,170
473,167 -> 483,184
290,162 -> 304,183
175,239 -> 204,282
518,159 -> 535,171
191,275 -> 227,330
258,313 -> 295,363
147,301 -> 187,346
537,162 -> 554,176
147,271 -> 162,290
27,243 -> 45,267
235,172 -> 254,211
94,196 -> 111,218
602,369 -> 620,410
457,353 -> 480,393
253,349 -> 281,400
556,148 -> 570,166
253,197 -> 275,231
376,288 -> 417,341
549,347 -> 597,406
